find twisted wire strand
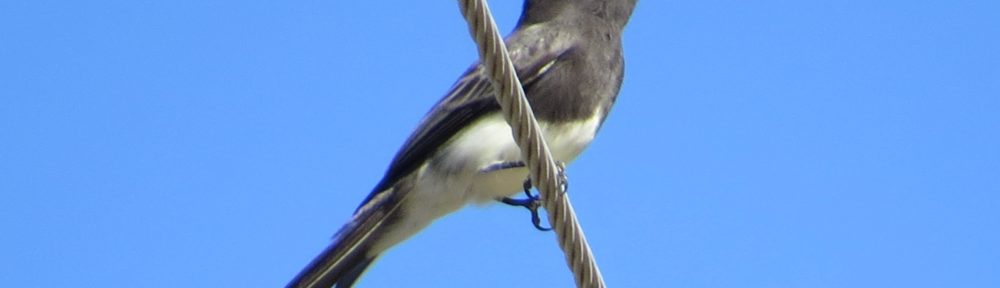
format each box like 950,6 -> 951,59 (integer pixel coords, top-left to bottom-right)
456,1 -> 606,287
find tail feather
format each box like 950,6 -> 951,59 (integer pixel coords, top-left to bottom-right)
286,231 -> 376,288
334,257 -> 375,288
288,185 -> 406,288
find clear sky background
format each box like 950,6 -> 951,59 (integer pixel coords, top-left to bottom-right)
2,1 -> 998,287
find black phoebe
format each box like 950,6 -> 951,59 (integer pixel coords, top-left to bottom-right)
289,0 -> 637,287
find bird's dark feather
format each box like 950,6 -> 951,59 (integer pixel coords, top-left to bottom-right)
359,27 -> 575,211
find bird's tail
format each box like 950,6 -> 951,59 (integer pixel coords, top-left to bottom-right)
288,186 -> 406,288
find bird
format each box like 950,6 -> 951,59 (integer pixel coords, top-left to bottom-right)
288,0 -> 637,287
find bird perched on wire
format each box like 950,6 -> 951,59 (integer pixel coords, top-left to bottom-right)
288,0 -> 637,287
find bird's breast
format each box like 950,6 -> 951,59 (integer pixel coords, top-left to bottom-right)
437,108 -> 605,203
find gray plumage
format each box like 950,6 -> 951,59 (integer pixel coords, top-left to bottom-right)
288,1 -> 637,287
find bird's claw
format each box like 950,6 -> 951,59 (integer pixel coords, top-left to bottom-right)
499,195 -> 550,231
491,161 -> 572,231
555,161 -> 569,193
497,178 -> 551,231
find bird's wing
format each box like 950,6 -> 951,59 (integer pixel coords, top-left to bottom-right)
288,26 -> 573,288
362,25 -> 574,206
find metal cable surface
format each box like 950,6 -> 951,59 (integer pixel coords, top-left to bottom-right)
456,1 -> 606,287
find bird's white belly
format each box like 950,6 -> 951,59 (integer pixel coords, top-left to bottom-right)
373,110 -> 603,255
429,109 -> 603,207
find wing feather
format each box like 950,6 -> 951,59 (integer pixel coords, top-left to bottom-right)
358,26 -> 574,210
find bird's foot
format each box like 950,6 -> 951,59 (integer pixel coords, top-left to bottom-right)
498,178 -> 551,231
555,161 -> 569,193
486,161 -> 571,231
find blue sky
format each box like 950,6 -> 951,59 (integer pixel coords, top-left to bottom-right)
2,1 -> 998,287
